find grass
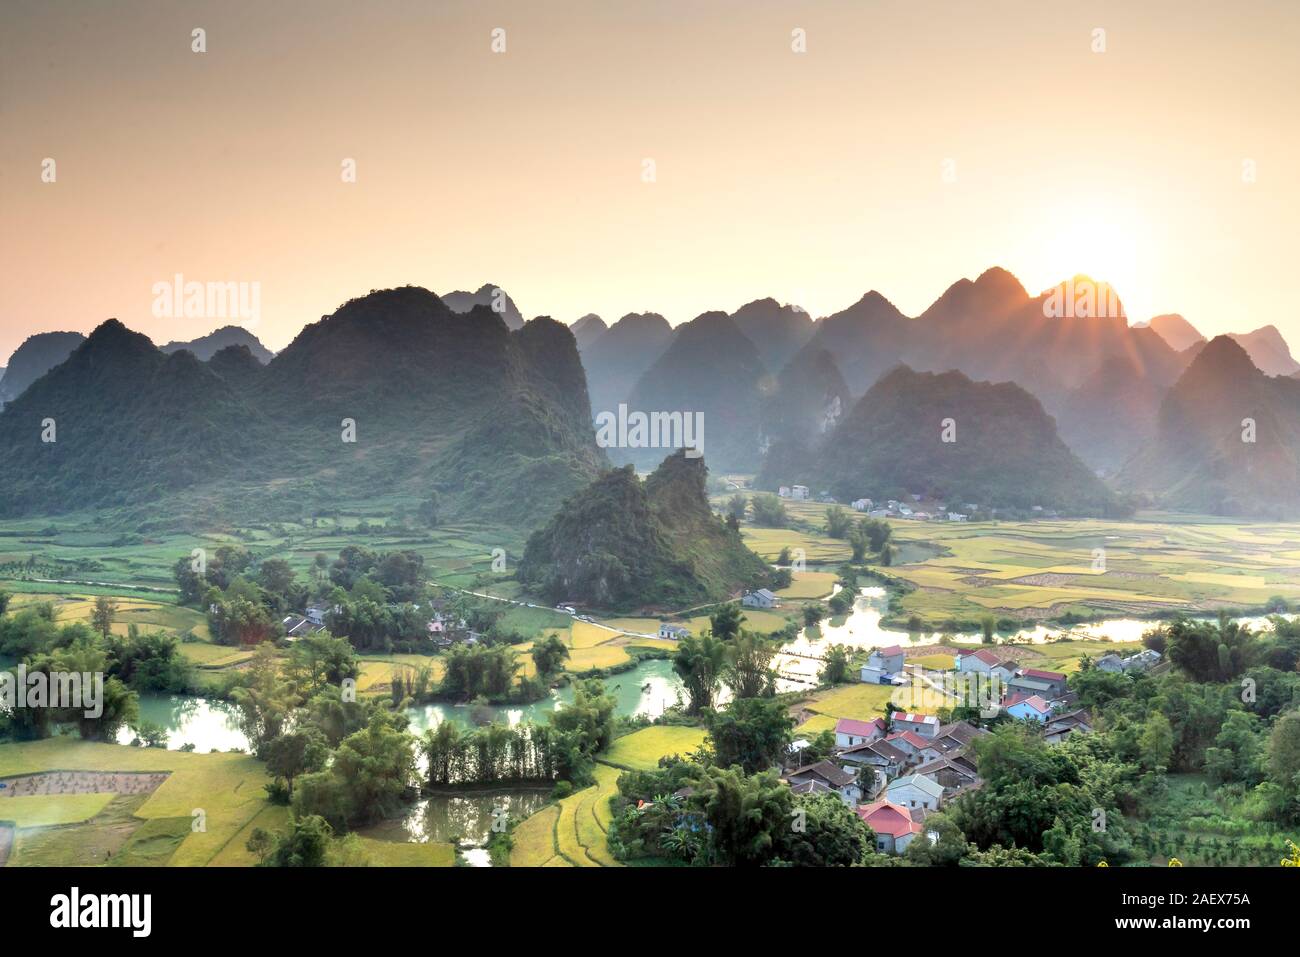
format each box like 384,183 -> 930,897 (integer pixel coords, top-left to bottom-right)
601,726 -> 708,771
107,815 -> 194,866
775,571 -> 839,599
0,792 -> 118,827
355,837 -> 456,866
0,738 -> 272,867
799,682 -> 898,721
509,803 -> 561,867
7,793 -> 149,866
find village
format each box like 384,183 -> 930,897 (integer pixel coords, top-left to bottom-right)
777,642 -> 1162,854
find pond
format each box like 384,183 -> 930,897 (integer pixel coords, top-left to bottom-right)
115,694 -> 248,752
363,787 -> 552,849
404,656 -> 689,732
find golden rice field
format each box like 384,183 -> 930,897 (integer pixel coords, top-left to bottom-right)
602,726 -> 708,771
885,515 -> 1300,623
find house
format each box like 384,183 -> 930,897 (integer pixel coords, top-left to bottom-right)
1123,649 -> 1162,672
791,485 -> 809,501
868,508 -> 890,519
947,512 -> 968,522
305,606 -> 329,627
778,486 -> 792,498
869,645 -> 906,674
856,800 -> 925,854
835,717 -> 885,749
884,731 -> 943,764
658,623 -> 690,640
788,779 -> 836,797
280,614 -> 321,640
1044,709 -> 1094,745
991,659 -> 1020,683
785,760 -> 861,805
886,774 -> 945,811
1008,668 -> 1069,699
956,648 -> 1001,674
742,588 -> 780,609
914,754 -> 980,794
837,739 -> 908,778
1004,693 -> 1052,722
929,721 -> 990,755
891,712 -> 939,738
851,498 -> 873,512
1095,653 -> 1125,673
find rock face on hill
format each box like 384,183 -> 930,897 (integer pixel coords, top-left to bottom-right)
1120,336 -> 1300,517
440,283 -> 525,330
517,450 -> 771,610
622,311 -> 770,472
0,288 -> 605,526
0,331 -> 86,404
761,365 -> 1120,515
161,325 -> 273,363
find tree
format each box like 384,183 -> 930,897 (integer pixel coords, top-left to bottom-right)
294,713 -> 416,828
263,728 -> 329,798
859,517 -> 891,552
698,766 -> 794,866
530,633 -> 570,679
263,815 -> 333,867
825,506 -> 852,538
1268,711 -> 1300,820
1164,615 -> 1259,682
849,531 -> 868,562
707,697 -> 794,774
672,633 -> 728,714
750,494 -> 787,528
232,645 -> 301,756
709,603 -> 745,642
258,558 -> 297,600
803,604 -> 826,627
725,493 -> 747,521
723,632 -> 777,699
0,589 -> 10,616
1138,712 -> 1174,772
781,793 -> 873,866
91,596 -> 117,640
821,644 -> 850,685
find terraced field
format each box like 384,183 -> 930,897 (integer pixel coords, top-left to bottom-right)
886,515 -> 1300,623
0,739 -> 272,867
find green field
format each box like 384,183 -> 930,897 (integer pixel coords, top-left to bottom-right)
0,739 -> 272,867
602,726 -> 708,771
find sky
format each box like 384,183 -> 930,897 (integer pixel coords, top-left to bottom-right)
2,0 -> 1298,359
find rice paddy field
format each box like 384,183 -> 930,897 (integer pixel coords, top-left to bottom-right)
0,739 -> 272,867
885,514 -> 1300,624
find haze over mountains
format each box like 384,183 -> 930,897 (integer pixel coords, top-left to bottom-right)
1,266 -> 1297,524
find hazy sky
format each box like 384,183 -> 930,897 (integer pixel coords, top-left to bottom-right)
2,0 -> 1297,358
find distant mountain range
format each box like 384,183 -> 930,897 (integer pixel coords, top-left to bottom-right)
0,287 -> 604,525
759,365 -> 1121,516
517,449 -> 771,610
0,331 -> 86,404
161,325 -> 274,363
440,283 -> 526,330
1120,336 -> 1300,517
1137,314 -> 1300,376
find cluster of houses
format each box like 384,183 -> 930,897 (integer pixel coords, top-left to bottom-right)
776,639 -> 1148,853
782,711 -> 993,854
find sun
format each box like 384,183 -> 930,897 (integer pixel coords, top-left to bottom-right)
1015,199 -> 1153,321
